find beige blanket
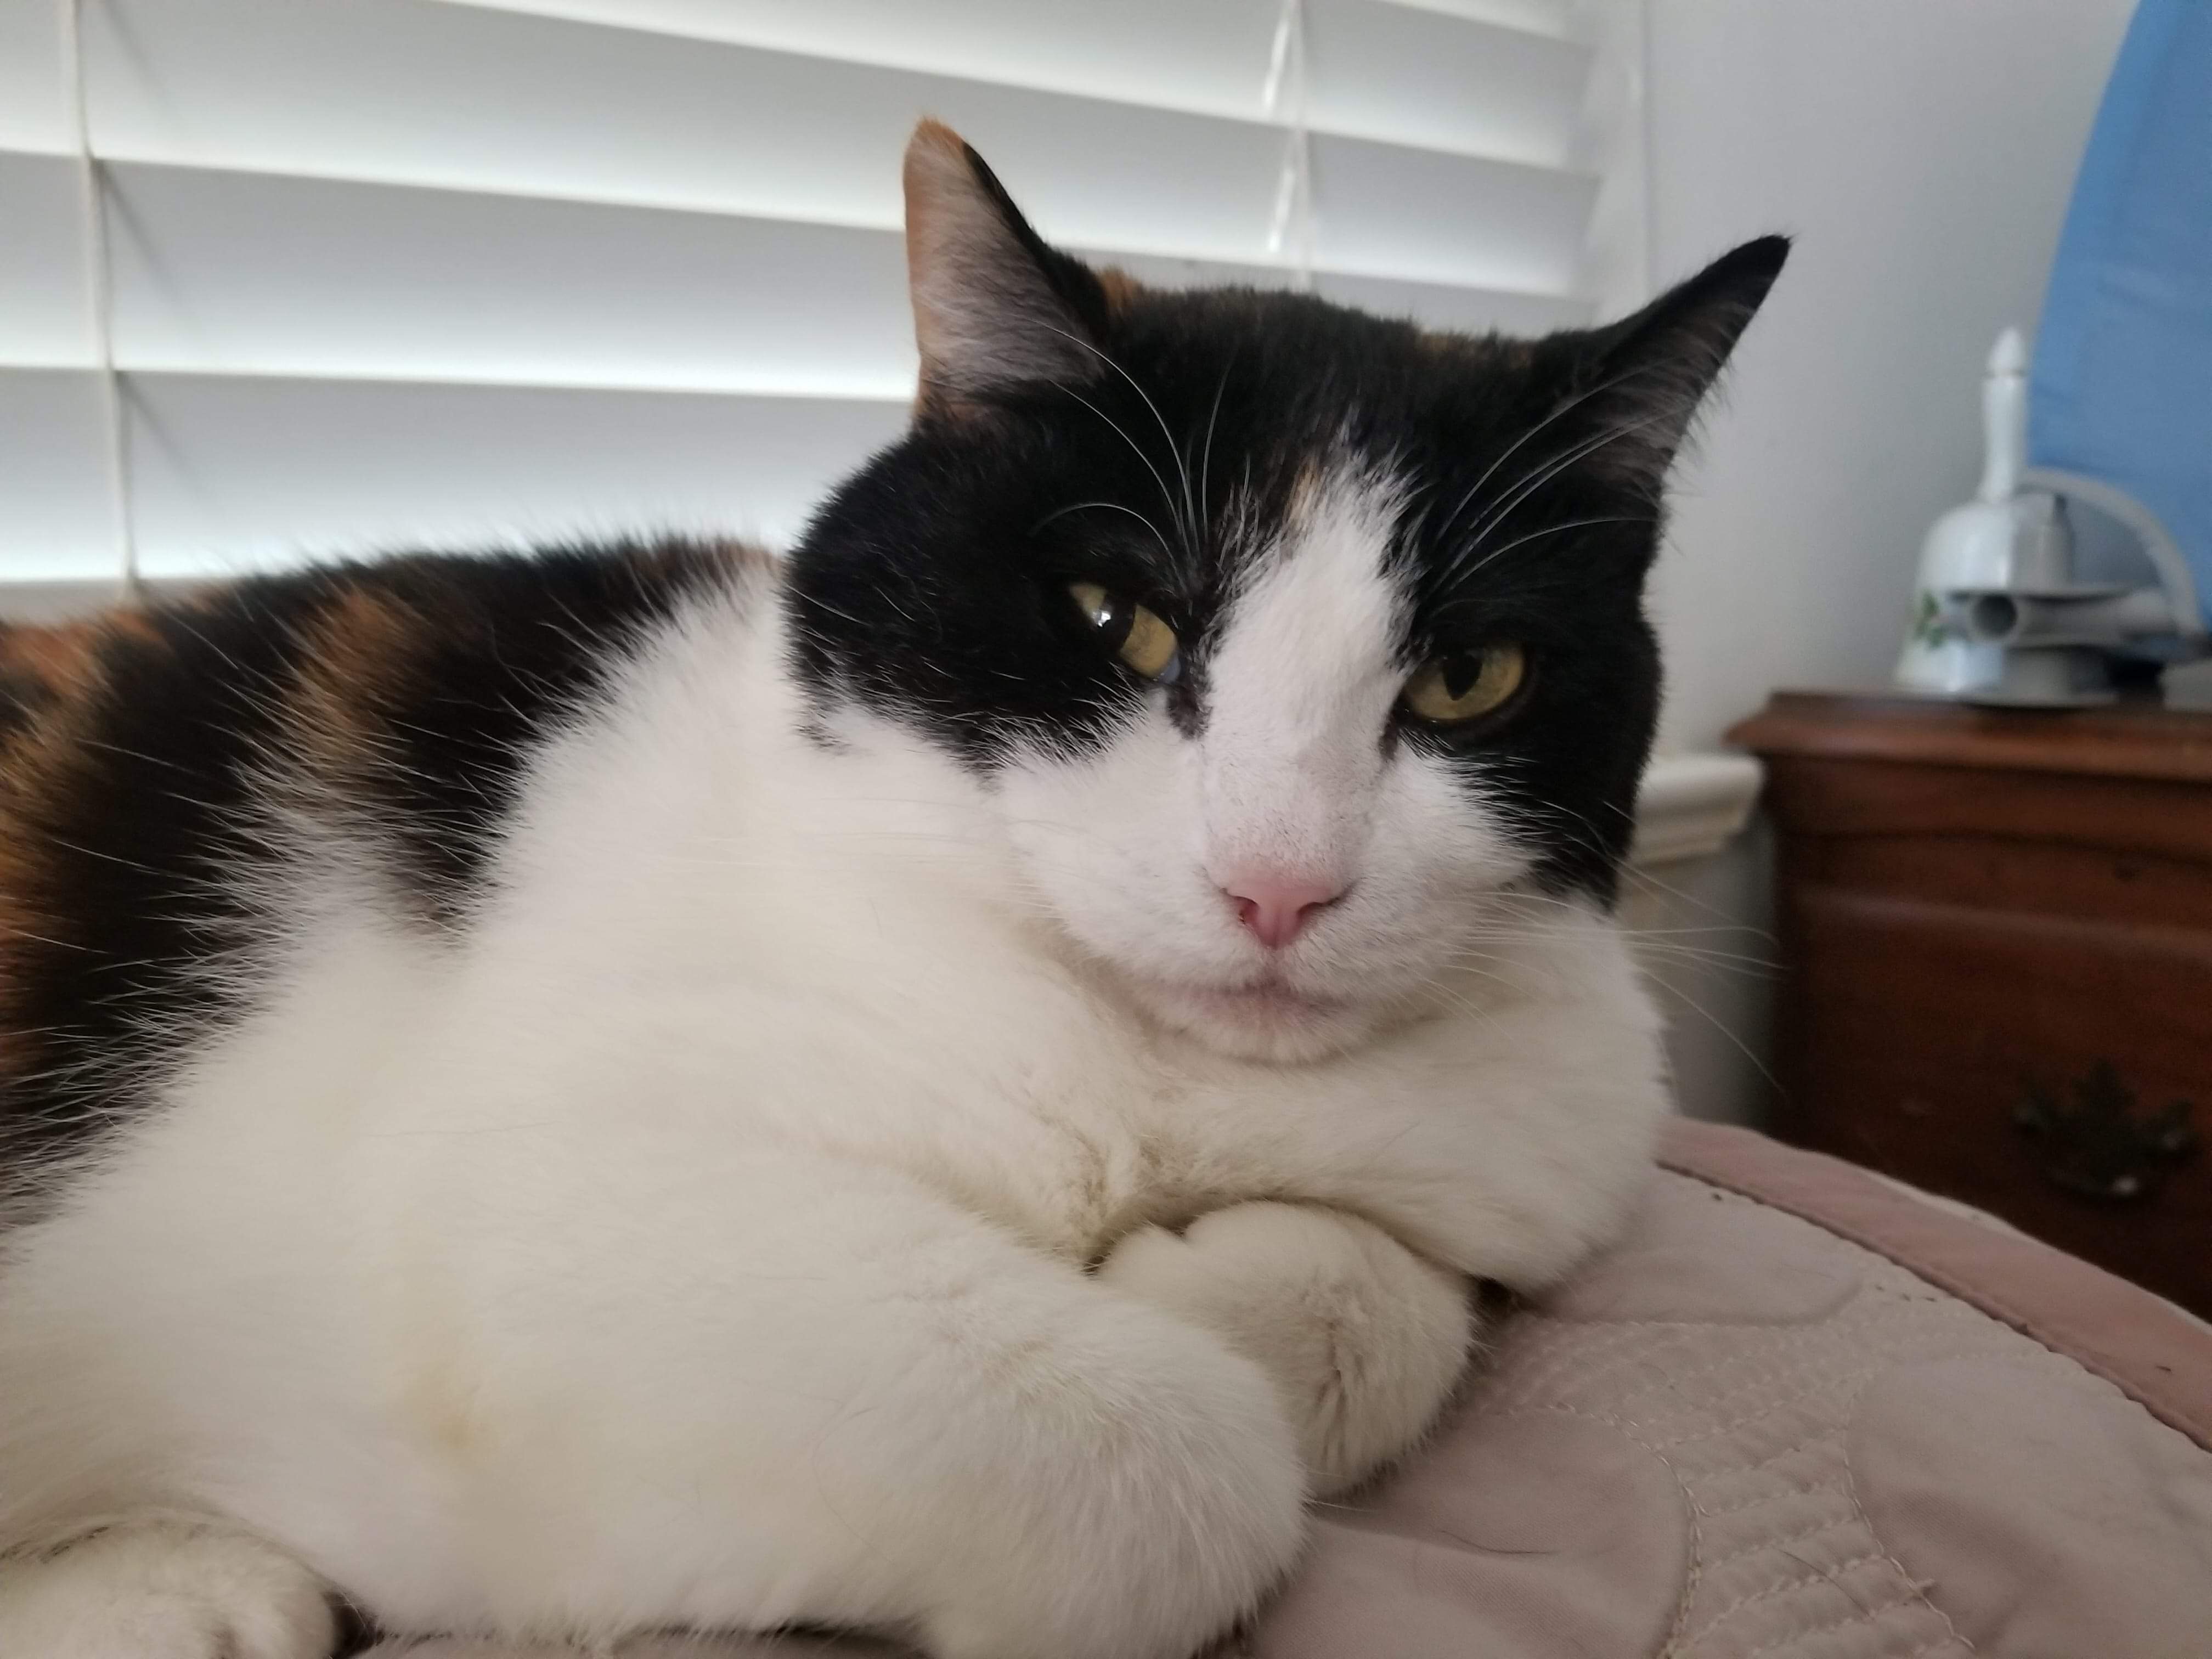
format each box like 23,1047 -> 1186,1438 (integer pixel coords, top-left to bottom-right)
365,1121 -> 2212,1658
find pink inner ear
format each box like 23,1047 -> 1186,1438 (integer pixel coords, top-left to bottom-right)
902,119 -> 1095,407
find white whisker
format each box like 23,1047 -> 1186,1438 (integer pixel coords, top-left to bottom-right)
1441,415 -> 1667,588
1046,326 -> 1199,558
1430,362 -> 1667,552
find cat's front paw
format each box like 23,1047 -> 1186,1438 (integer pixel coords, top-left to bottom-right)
1098,1202 -> 1475,1496
0,1521 -> 336,1659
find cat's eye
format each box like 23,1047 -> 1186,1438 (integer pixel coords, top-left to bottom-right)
1069,583 -> 1179,681
1400,644 -> 1527,726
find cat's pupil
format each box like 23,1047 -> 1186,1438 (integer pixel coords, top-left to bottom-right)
1084,589 -> 1135,655
1441,652 -> 1485,701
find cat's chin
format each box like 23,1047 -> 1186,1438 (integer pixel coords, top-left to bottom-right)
1132,977 -> 1384,1064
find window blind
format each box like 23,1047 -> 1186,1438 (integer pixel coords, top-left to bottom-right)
0,0 -> 1641,592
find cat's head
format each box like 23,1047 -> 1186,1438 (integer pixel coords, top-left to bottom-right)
788,122 -> 1785,1062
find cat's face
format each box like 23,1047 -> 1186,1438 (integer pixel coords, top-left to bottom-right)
791,123 -> 1784,1062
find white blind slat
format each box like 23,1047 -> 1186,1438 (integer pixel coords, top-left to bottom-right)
99,160 -> 921,398
0,369 -> 115,580
1311,136 -> 1593,292
1370,0 -> 1575,38
0,151 -> 93,367
2,368 -> 907,578
1305,1 -> 1587,165
0,0 -> 71,154
128,375 -> 910,578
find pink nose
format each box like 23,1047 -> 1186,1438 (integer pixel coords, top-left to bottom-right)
1221,873 -> 1344,950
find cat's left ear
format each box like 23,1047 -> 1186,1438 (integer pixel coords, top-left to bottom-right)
1574,234 -> 1791,490
903,121 -> 1109,420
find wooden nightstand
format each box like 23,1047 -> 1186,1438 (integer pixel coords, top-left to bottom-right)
1729,691 -> 2212,1316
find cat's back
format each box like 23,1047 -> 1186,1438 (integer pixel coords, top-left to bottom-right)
0,539 -> 759,1190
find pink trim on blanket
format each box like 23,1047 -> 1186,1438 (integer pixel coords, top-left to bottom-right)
1658,1118 -> 2212,1453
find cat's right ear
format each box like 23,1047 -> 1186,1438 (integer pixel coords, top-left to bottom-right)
903,121 -> 1107,420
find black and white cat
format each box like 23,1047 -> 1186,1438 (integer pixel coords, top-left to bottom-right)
0,123 -> 1784,1658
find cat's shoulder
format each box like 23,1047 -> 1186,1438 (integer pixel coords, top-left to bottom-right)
1,539 -> 763,870
0,538 -> 767,1176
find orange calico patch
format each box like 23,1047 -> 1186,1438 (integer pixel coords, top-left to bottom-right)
1093,266 -> 1147,318
281,584 -> 441,798
0,614 -> 136,745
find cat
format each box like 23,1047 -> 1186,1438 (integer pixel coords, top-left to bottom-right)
0,121 -> 1784,1659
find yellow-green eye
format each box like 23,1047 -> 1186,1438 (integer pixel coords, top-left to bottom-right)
1070,582 -> 1180,681
1400,643 -> 1527,725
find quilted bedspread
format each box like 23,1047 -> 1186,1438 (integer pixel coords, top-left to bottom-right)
365,1121 -> 2212,1659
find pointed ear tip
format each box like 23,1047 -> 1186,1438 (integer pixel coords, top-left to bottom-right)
903,119 -> 973,183
1730,233 -> 1793,280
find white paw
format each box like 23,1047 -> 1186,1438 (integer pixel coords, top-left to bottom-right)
1099,1202 -> 1475,1496
0,1521 -> 335,1659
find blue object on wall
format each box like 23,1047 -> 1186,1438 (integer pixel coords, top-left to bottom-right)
2028,0 -> 2212,625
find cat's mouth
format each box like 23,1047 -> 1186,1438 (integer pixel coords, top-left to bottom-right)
1133,972 -> 1375,1062
1181,979 -> 1345,1023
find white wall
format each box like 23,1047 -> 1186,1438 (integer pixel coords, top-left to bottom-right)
1636,0 -> 2136,1122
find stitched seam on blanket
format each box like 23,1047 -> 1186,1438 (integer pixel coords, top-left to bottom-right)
1491,1404 -> 1702,1657
1695,1479 -> 1841,1522
1645,1349 -> 1988,1453
1691,1430 -> 1848,1519
1736,1590 -> 1924,1659
1525,1308 -> 1878,1419
1691,1509 -> 1858,1580
1841,1407 -> 1979,1656
1697,1548 -> 1887,1635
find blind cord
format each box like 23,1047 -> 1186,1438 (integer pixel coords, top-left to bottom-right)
65,0 -> 141,596
1262,0 -> 1316,292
